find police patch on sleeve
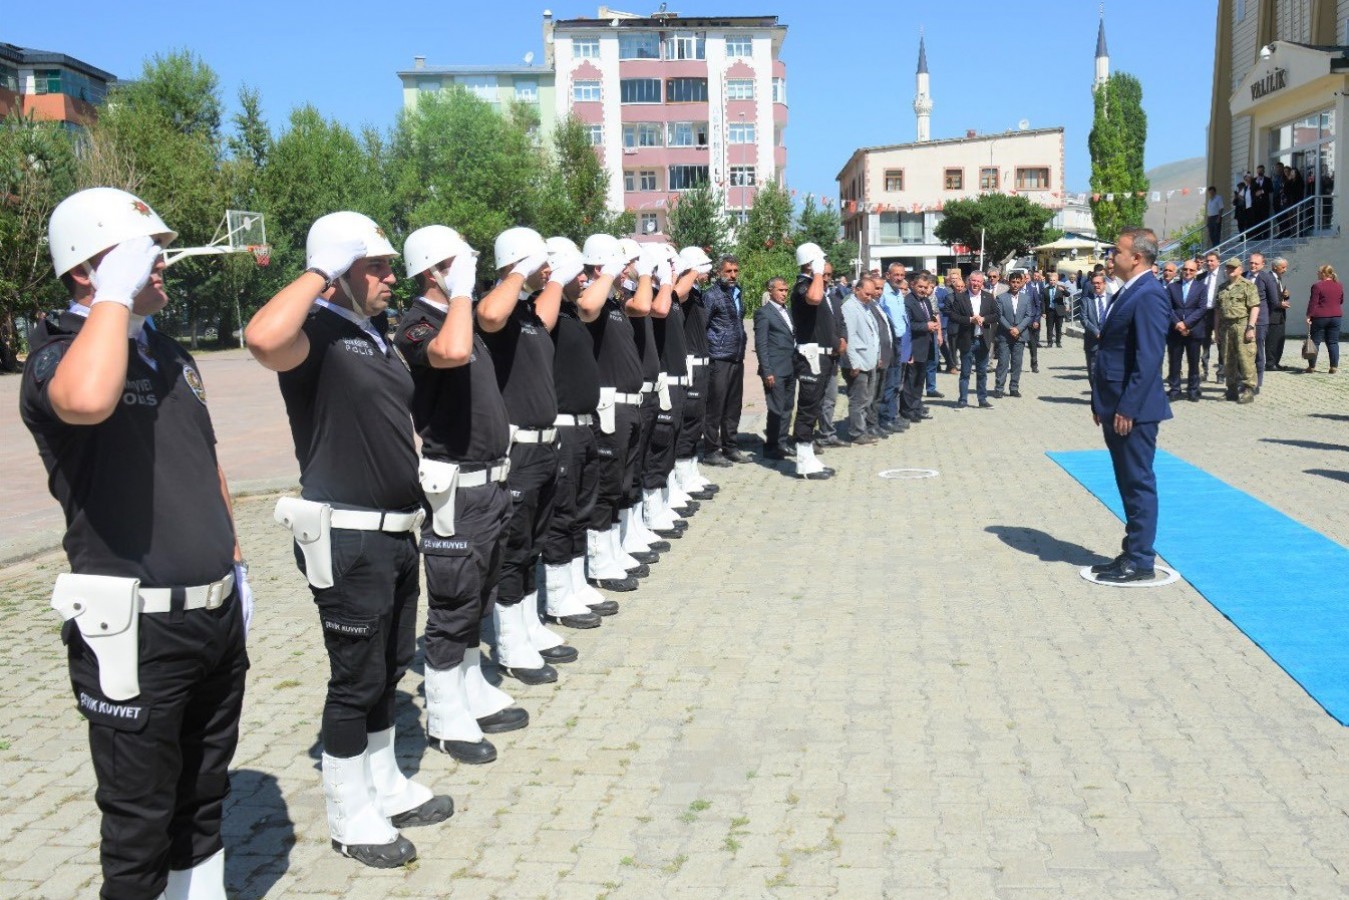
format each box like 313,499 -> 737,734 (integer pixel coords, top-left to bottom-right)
405,322 -> 434,343
183,364 -> 207,405
30,344 -> 63,385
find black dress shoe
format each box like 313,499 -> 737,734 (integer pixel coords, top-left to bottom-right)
701,452 -> 732,468
926,390 -> 944,398
1095,561 -> 1156,584
804,469 -> 833,480
853,433 -> 878,445
978,400 -> 993,408
390,794 -> 454,829
957,399 -> 969,408
891,420 -> 910,431
993,389 -> 1004,398
687,487 -> 716,499
724,448 -> 748,463
627,549 -> 659,564
545,609 -> 602,629
1008,389 -> 1021,398
587,599 -> 619,616
430,736 -> 497,764
539,644 -> 580,662
1031,366 -> 1039,373
590,575 -> 639,591
673,500 -> 700,514
331,834 -> 418,868
1090,554 -> 1127,575
1187,393 -> 1200,402
477,706 -> 529,733
1168,391 -> 1182,401
624,562 -> 650,578
652,527 -> 683,539
763,446 -> 788,460
812,440 -> 826,453
501,662 -> 558,685
646,539 -> 671,552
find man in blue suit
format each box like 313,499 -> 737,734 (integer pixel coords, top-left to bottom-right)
1080,272 -> 1109,391
1166,260 -> 1209,401
994,270 -> 1035,398
1089,228 -> 1173,583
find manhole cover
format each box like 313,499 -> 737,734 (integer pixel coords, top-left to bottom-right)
878,468 -> 939,480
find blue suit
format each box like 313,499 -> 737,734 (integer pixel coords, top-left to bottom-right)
1166,278 -> 1208,397
1091,274 -> 1173,569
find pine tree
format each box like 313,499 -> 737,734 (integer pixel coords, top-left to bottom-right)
1088,72 -> 1149,241
665,181 -> 730,257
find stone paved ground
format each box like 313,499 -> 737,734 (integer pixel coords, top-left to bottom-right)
2,345 -> 1349,898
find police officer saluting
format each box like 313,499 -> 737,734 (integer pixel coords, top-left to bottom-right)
393,225 -> 530,766
246,212 -> 451,868
21,188 -> 251,898
671,246 -> 720,498
789,242 -> 837,479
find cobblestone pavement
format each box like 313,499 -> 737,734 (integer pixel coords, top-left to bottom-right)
2,345 -> 1349,898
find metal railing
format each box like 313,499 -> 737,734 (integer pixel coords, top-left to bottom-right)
1166,194 -> 1337,261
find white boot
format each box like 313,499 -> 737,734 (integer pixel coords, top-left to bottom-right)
793,441 -> 830,479
322,752 -> 415,867
462,647 -> 514,718
587,528 -> 629,580
520,588 -> 567,650
689,457 -> 715,491
571,555 -> 610,606
610,522 -> 641,570
163,849 -> 225,900
619,506 -> 654,555
628,501 -> 665,545
643,487 -> 679,530
493,601 -> 547,671
665,482 -> 694,513
545,561 -> 602,622
425,664 -> 487,746
365,727 -> 437,821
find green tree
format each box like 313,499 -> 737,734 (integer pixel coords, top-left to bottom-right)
734,183 -> 796,319
1088,72 -> 1149,241
0,114 -> 78,370
793,194 -> 854,275
534,116 -> 631,243
665,181 -> 730,257
932,193 -> 1056,267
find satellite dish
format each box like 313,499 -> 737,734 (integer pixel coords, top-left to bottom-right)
1018,119 -> 1030,131
524,51 -> 535,65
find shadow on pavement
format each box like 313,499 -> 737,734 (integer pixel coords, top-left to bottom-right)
224,769 -> 294,899
1038,395 -> 1092,405
1306,468 -> 1349,485
1309,413 -> 1349,423
985,525 -> 1111,567
1262,438 -> 1349,453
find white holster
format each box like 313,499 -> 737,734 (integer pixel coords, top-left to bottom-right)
274,497 -> 334,589
51,574 -> 141,701
797,343 -> 823,376
418,458 -> 461,537
656,372 -> 672,411
685,353 -> 696,374
598,387 -> 617,434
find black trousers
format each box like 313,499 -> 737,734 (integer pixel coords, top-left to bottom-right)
762,372 -> 796,449
1267,318 -> 1287,368
791,353 -> 830,443
900,358 -> 927,419
643,384 -> 684,489
541,423 -> 600,564
629,392 -> 658,504
703,359 -> 744,455
676,365 -> 708,458
302,528 -> 420,757
1028,323 -> 1040,366
591,401 -> 641,529
1167,334 -> 1203,395
70,593 -> 248,899
497,441 -> 558,605
1045,310 -> 1064,345
421,483 -> 510,671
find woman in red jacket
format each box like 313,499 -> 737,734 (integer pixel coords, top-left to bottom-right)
1306,264 -> 1343,373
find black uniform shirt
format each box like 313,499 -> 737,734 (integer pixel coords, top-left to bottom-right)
791,275 -> 836,347
654,301 -> 689,377
681,288 -> 710,357
394,298 -> 509,465
278,306 -> 421,511
587,295 -> 644,392
552,302 -> 601,414
477,293 -> 557,429
20,312 -> 234,587
633,314 -> 660,382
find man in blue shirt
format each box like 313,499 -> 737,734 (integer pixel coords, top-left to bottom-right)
878,264 -> 911,433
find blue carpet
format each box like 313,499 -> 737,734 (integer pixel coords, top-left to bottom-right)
1049,447 -> 1349,725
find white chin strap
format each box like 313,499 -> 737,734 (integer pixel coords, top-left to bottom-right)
431,269 -> 450,300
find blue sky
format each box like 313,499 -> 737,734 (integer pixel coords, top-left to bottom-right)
11,0 -> 1216,203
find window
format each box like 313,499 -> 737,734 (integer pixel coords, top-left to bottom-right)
457,75 -> 498,105
417,77 -> 442,93
620,78 -> 661,104
728,122 -> 755,144
726,79 -> 755,101
884,169 -> 904,191
667,121 -> 709,147
33,69 -> 62,95
639,212 -> 660,234
514,79 -> 538,102
668,165 -> 710,191
640,170 -> 658,191
573,37 -> 600,59
584,124 -> 603,145
979,167 -> 999,190
624,171 -> 636,192
0,63 -> 17,93
730,165 -> 756,186
774,125 -> 784,146
623,122 -> 664,147
619,33 -> 661,59
878,212 -> 925,244
1235,0 -> 1246,22
665,33 -> 706,60
665,78 -> 708,103
772,77 -> 786,104
573,80 -> 601,102
1015,167 -> 1050,190
725,35 -> 753,57
944,168 -> 964,190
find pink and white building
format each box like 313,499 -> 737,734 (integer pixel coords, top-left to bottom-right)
545,8 -> 789,237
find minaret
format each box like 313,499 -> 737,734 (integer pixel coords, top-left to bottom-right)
913,32 -> 932,143
1094,7 -> 1109,89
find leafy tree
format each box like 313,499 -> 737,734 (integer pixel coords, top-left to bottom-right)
933,193 -> 1056,267
119,50 -> 223,140
0,114 -> 78,369
793,195 -> 854,275
534,116 -> 630,243
734,183 -> 796,319
665,181 -> 730,257
1089,72 -> 1149,241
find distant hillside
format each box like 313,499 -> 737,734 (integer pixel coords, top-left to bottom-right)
1143,156 -> 1206,240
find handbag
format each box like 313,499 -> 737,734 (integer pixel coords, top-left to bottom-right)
1302,335 -> 1318,361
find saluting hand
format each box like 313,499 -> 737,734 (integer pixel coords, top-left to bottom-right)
91,235 -> 162,308
308,237 -> 367,284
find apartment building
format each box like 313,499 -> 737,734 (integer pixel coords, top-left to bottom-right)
0,43 -> 115,129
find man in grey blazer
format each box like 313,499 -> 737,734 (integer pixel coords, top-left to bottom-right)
994,270 -> 1035,397
752,277 -> 797,460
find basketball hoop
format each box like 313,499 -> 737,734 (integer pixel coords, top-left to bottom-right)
250,245 -> 271,267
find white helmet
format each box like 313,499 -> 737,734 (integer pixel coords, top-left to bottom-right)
494,226 -> 546,270
545,236 -> 580,258
677,246 -> 712,273
307,211 -> 397,269
403,225 -> 469,279
795,241 -> 824,267
48,187 -> 177,278
617,238 -> 641,262
582,234 -> 620,266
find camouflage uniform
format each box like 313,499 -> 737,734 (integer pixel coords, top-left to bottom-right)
1217,273 -> 1260,400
